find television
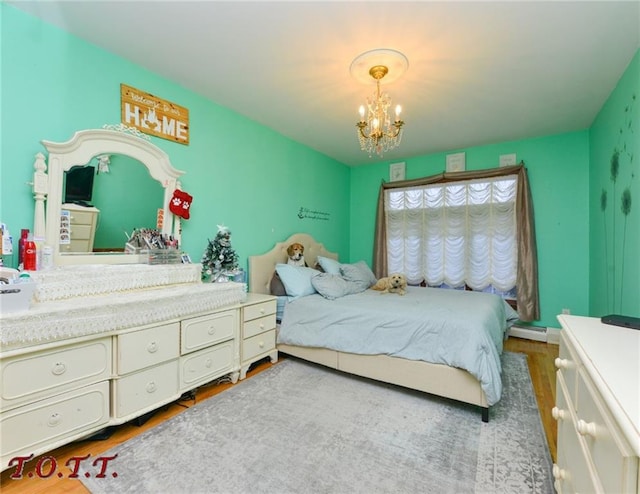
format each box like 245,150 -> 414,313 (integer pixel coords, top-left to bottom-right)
64,165 -> 95,206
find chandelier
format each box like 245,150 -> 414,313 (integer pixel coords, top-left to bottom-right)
351,49 -> 408,158
356,65 -> 404,157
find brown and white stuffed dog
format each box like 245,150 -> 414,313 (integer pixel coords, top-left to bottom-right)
371,273 -> 408,295
286,242 -> 307,267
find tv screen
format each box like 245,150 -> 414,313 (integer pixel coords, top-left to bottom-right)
64,165 -> 95,205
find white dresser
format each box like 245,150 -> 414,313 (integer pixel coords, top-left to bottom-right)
554,314 -> 640,493
0,267 -> 255,471
239,293 -> 277,380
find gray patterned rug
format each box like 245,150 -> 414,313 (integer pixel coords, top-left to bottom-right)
80,352 -> 554,494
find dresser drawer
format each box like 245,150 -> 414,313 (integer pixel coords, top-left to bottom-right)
1,381 -> 109,468
60,240 -> 91,252
181,310 -> 236,354
0,339 -> 111,411
68,209 -> 96,225
242,329 -> 276,362
554,374 -> 601,493
243,300 -> 276,322
180,340 -> 234,390
70,224 -> 93,240
117,323 -> 180,375
577,367 -> 638,493
113,360 -> 179,419
243,313 -> 276,339
556,331 -> 580,405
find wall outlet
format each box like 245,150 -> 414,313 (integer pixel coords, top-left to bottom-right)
562,308 -> 571,315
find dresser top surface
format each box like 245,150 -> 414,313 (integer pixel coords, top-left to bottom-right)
558,314 -> 640,454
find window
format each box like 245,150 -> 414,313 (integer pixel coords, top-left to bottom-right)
385,176 -> 518,297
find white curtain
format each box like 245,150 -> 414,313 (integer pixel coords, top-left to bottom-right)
385,176 -> 518,290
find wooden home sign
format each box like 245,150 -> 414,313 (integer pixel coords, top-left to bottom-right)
120,84 -> 189,145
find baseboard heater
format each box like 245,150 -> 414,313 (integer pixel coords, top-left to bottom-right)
508,323 -> 548,342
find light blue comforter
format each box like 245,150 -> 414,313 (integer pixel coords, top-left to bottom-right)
278,286 -> 519,406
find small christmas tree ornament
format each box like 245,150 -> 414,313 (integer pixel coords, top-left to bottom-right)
201,224 -> 239,282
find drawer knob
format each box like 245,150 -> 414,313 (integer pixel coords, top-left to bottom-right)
577,419 -> 597,437
48,413 -> 62,427
259,323 -> 265,329
551,406 -> 566,421
208,326 -> 216,335
260,308 -> 265,314
259,341 -> 265,348
554,357 -> 571,370
147,341 -> 158,353
146,381 -> 157,393
51,362 -> 67,375
552,464 -> 566,480
205,358 -> 213,368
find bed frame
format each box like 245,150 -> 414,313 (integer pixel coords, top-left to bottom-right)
248,233 -> 490,422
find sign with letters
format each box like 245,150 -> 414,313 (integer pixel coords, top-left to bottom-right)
120,84 -> 189,145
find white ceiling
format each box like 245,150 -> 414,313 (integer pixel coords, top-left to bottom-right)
9,1 -> 640,166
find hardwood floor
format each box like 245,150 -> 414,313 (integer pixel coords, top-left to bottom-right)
504,336 -> 559,462
1,337 -> 558,493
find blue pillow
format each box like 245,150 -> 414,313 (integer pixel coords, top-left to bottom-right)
275,264 -> 320,299
340,260 -> 377,289
317,255 -> 341,275
312,273 -> 367,300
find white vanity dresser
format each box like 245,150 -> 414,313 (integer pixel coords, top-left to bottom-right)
554,314 -> 640,493
0,264 -> 272,471
0,127 -> 277,471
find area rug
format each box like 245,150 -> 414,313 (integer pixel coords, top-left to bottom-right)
80,352 -> 554,494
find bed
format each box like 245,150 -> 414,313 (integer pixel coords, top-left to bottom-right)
248,233 -> 519,422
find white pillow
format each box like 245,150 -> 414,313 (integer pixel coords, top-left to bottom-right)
317,255 -> 341,275
274,264 -> 320,299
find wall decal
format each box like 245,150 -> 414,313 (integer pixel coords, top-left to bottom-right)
600,91 -> 635,312
298,207 -> 330,221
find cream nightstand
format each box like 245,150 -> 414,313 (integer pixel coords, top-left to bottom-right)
239,293 -> 277,380
60,203 -> 99,253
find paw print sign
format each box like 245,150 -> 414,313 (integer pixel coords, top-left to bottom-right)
169,189 -> 193,219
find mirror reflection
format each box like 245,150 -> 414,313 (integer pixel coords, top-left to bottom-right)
61,155 -> 164,254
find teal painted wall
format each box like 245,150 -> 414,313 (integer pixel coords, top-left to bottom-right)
2,5 -> 636,326
589,49 -> 639,318
350,131 -> 590,329
89,156 -> 165,249
0,5 -> 351,283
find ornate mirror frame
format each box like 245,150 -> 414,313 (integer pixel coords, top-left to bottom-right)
32,128 -> 185,266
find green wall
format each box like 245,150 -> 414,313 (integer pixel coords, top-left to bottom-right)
2,5 -> 637,326
89,155 -> 165,249
0,5 -> 351,283
589,50 -> 640,318
349,132 -> 590,328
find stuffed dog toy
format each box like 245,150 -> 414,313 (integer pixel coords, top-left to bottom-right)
286,243 -> 307,267
371,273 -> 408,295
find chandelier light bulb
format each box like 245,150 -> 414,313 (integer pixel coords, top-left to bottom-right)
395,105 -> 402,121
359,105 -> 365,121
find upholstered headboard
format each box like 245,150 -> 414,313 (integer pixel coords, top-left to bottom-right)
248,233 -> 338,294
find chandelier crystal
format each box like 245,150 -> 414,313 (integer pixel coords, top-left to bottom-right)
356,65 -> 404,157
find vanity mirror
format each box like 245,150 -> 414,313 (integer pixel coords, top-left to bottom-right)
32,127 -> 185,266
